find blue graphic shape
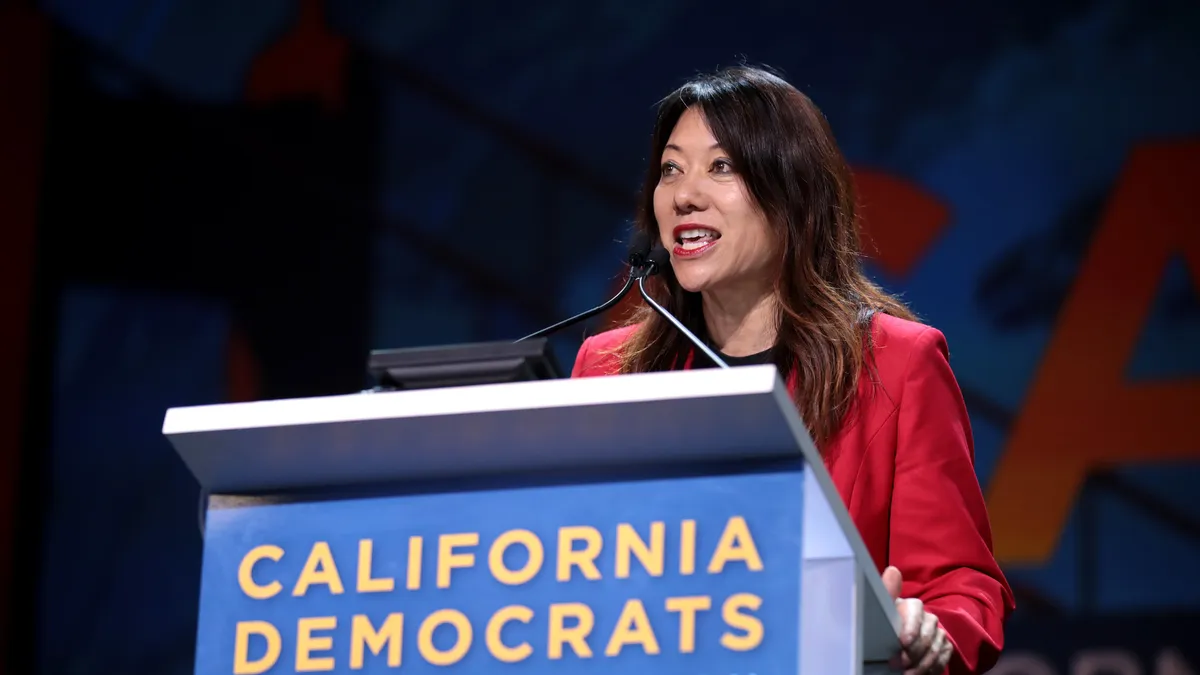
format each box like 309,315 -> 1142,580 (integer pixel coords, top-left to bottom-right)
1128,256 -> 1200,382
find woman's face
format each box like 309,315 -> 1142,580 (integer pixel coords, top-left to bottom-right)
653,107 -> 776,296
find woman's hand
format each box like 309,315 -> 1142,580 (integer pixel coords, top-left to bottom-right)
882,566 -> 954,674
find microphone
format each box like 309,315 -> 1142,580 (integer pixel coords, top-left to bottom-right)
515,232 -> 653,342
637,246 -> 731,369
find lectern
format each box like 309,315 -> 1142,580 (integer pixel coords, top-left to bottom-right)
164,364 -> 901,674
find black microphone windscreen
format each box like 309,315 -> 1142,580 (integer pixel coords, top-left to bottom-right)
627,231 -> 653,266
646,246 -> 670,275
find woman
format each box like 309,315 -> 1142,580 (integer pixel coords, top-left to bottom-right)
571,66 -> 1014,675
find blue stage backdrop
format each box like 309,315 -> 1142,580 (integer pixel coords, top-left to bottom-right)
19,0 -> 1200,673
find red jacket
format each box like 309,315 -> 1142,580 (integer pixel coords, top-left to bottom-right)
570,313 -> 1014,675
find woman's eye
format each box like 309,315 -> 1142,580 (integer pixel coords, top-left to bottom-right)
660,162 -> 679,177
712,158 -> 734,173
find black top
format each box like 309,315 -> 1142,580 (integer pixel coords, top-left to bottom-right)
694,347 -> 774,368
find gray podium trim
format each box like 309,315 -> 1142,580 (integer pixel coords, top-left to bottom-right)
775,383 -> 902,666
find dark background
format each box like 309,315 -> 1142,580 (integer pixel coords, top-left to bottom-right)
1,0 -> 1198,672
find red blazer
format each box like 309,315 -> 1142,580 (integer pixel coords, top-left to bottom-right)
570,313 -> 1015,675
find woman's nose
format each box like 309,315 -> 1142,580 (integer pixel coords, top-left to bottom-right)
673,174 -> 709,213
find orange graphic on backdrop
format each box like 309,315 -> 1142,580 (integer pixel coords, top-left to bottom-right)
987,141 -> 1200,564
246,0 -> 347,111
855,169 -> 951,277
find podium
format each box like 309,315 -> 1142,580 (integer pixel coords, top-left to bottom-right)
164,364 -> 901,674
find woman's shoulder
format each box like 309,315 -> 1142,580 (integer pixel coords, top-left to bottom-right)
865,312 -> 956,390
570,313 -> 955,380
583,323 -> 640,352
870,310 -> 931,342
570,324 -> 639,377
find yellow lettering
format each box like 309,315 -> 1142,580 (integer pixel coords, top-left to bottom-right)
488,529 -> 544,586
707,516 -> 763,574
720,593 -> 763,651
417,609 -> 473,666
486,605 -> 534,663
666,595 -> 712,653
548,602 -> 595,659
680,519 -> 696,575
350,613 -> 403,669
356,539 -> 395,593
238,545 -> 284,600
233,620 -> 281,675
556,526 -> 602,582
437,533 -> 478,589
604,598 -> 660,656
407,536 -> 422,590
296,616 -> 337,671
292,542 -> 345,596
615,522 -> 665,578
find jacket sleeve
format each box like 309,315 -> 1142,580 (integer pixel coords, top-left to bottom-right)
891,327 -> 1015,675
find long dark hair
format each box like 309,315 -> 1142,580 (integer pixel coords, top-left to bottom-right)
618,66 -> 916,445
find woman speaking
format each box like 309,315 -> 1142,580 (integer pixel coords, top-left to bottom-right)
571,66 -> 1015,675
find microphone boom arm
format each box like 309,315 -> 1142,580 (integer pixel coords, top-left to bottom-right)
636,275 -> 731,369
516,273 -> 636,342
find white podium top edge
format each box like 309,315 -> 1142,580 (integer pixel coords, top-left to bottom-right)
162,366 -> 813,494
163,364 -> 782,435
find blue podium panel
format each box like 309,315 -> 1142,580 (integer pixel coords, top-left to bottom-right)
195,471 -> 805,675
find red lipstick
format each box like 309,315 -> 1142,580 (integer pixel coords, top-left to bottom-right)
671,224 -> 721,258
